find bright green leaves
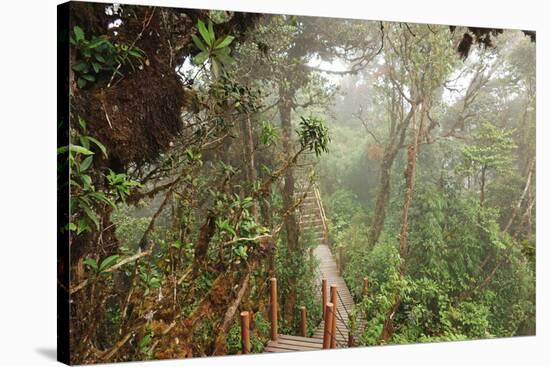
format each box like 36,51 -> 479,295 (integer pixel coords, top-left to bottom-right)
216,218 -> 237,238
139,328 -> 154,354
62,118 -> 113,234
68,144 -> 93,156
185,148 -> 202,163
83,258 -> 99,272
70,25 -> 145,88
197,19 -> 213,46
83,254 -> 120,274
106,169 -> 141,203
139,267 -> 161,296
62,116 -> 140,235
260,121 -> 279,146
100,254 -> 120,272
191,34 -> 207,53
73,25 -> 85,43
212,193 -> 269,265
215,35 -> 235,49
192,20 -> 236,78
461,122 -> 517,175
297,116 -> 331,157
233,245 -> 248,261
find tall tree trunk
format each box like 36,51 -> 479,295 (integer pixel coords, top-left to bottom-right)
368,157 -> 392,248
368,106 -> 416,248
240,114 -> 259,219
504,158 -> 535,233
480,165 -> 487,206
278,84 -> 300,323
380,107 -> 423,342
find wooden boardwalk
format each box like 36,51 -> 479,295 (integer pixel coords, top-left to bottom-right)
264,181 -> 361,353
311,244 -> 355,346
264,162 -> 364,353
264,243 -> 357,352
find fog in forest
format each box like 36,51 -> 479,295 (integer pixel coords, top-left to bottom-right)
62,4 -> 535,363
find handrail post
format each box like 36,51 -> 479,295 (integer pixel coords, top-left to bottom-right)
322,302 -> 334,349
363,277 -> 369,297
330,284 -> 338,348
300,306 -> 307,337
240,311 -> 250,354
338,246 -> 344,274
322,279 -> 328,319
270,277 -> 278,341
348,331 -> 354,347
314,185 -> 329,242
363,276 -> 369,322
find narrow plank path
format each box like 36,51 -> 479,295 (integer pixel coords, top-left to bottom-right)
264,243 -> 355,352
264,180 -> 361,352
311,243 -> 355,346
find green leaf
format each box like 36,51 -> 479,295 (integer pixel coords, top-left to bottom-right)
95,54 -> 106,63
57,146 -> 69,155
81,74 -> 96,82
214,35 -> 234,49
77,78 -> 87,88
89,191 -> 115,208
72,62 -> 88,72
99,254 -> 120,272
80,174 -> 92,188
80,203 -> 100,229
87,37 -> 107,49
197,20 -> 211,46
78,116 -> 87,130
87,136 -> 108,158
83,258 -> 98,272
70,144 -> 94,155
211,58 -> 221,78
139,334 -> 152,351
91,62 -> 101,73
193,51 -> 209,65
214,51 -> 234,66
79,135 -> 90,149
73,26 -> 85,42
79,156 -> 93,172
171,241 -> 183,249
191,34 -> 207,52
208,21 -> 215,44
76,219 -> 90,234
127,49 -> 144,58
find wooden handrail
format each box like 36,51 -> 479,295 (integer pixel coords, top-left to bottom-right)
313,185 -> 329,242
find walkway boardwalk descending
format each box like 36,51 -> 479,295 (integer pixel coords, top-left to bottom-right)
311,243 -> 355,346
264,180 -> 361,353
264,243 -> 356,352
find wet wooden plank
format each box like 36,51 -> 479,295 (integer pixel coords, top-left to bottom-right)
278,334 -> 324,345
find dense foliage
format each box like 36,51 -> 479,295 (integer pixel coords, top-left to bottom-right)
61,3 -> 535,364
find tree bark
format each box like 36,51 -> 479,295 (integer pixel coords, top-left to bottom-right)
278,83 -> 300,323
379,107 -> 423,342
212,271 -> 251,355
368,106 -> 416,248
504,158 -> 535,233
480,165 -> 487,206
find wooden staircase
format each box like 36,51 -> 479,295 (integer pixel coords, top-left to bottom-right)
263,156 -> 364,353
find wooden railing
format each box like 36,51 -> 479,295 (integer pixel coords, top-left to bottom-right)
313,184 -> 329,243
